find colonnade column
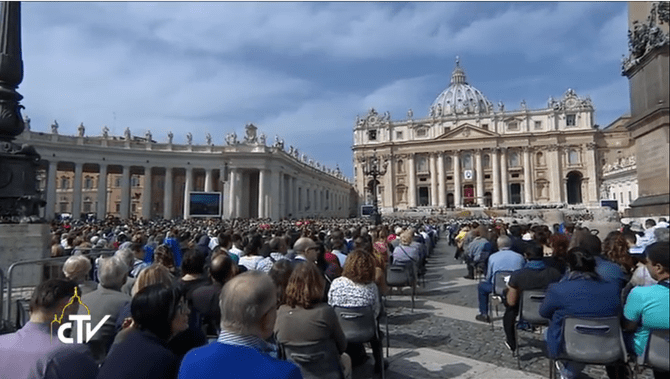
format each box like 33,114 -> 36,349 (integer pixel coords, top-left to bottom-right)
408,153 -> 416,207
475,149 -> 484,206
437,152 -> 446,207
548,146 -> 562,202
288,176 -> 294,217
96,164 -> 107,220
142,167 -> 152,220
228,168 -> 237,218
120,165 -> 131,219
523,147 -> 533,204
45,160 -> 58,220
204,168 -> 213,192
453,151 -> 462,208
72,162 -> 83,219
430,153 -> 438,207
492,148 -> 501,206
258,169 -> 266,218
164,167 -> 173,219
500,148 -> 509,205
183,167 -> 193,219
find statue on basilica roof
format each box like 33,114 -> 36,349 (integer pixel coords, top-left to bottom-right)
77,122 -> 85,137
51,120 -> 59,134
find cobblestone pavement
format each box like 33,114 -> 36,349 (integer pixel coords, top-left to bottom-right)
351,237 -> 654,379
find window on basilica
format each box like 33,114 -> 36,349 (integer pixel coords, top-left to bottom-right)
462,154 -> 473,170
568,149 -> 580,165
368,129 -> 377,141
483,154 -> 491,168
397,160 -> 404,173
509,152 -> 520,167
416,128 -> 427,138
396,131 -> 403,139
417,156 -> 428,173
566,114 -> 576,127
534,121 -> 542,130
507,121 -> 519,131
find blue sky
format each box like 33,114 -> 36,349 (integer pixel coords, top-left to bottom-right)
20,2 -> 630,178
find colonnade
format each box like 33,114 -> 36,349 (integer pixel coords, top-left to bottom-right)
43,160 -> 351,221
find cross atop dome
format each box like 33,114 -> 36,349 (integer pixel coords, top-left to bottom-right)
450,56 -> 467,85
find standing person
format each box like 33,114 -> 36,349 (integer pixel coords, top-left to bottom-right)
0,279 -> 99,379
540,247 -> 624,379
623,242 -> 670,379
97,284 -> 189,379
164,229 -> 184,268
178,271 -> 302,379
191,254 -> 240,335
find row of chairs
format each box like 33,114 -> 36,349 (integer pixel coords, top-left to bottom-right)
506,288 -> 669,379
280,304 -> 389,379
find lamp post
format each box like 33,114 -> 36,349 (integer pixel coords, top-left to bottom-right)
362,149 -> 387,225
0,1 -> 44,222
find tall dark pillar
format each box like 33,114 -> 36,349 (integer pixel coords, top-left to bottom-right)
0,2 -> 43,222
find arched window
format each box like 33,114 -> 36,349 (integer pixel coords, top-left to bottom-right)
482,154 -> 491,168
60,177 -> 69,189
509,152 -> 520,167
462,153 -> 473,170
445,156 -> 453,170
536,152 -> 545,166
84,176 -> 92,189
115,177 -> 121,187
568,149 -> 580,165
397,159 -> 404,173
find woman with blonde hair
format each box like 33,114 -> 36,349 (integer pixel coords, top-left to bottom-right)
275,262 -> 351,379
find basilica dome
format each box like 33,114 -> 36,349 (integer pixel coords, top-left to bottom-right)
430,58 -> 493,117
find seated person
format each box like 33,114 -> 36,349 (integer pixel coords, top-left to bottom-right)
503,243 -> 562,351
328,250 -> 386,373
178,271 -> 302,379
98,284 -> 189,379
476,235 -> 526,323
623,242 -> 669,379
80,256 -> 132,363
391,230 -> 421,280
539,247 -> 625,379
464,225 -> 492,280
62,255 -> 98,295
0,279 -> 99,379
191,253 -> 239,336
275,262 -> 350,379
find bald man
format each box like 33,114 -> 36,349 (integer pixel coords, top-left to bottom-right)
292,237 -> 318,264
179,271 -> 302,379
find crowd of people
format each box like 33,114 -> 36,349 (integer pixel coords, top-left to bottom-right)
451,217 -> 669,379
0,214 -> 667,379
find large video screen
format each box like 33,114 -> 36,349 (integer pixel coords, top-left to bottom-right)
189,192 -> 222,217
361,205 -> 374,216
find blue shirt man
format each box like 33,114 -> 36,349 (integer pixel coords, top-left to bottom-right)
179,271 -> 302,379
476,235 -> 525,322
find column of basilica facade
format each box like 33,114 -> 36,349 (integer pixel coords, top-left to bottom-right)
19,123 -> 352,221
353,59 -> 621,213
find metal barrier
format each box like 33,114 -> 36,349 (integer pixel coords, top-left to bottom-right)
4,249 -> 116,321
0,267 -> 5,327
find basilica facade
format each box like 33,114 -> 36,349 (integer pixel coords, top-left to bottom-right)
352,60 -> 631,213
